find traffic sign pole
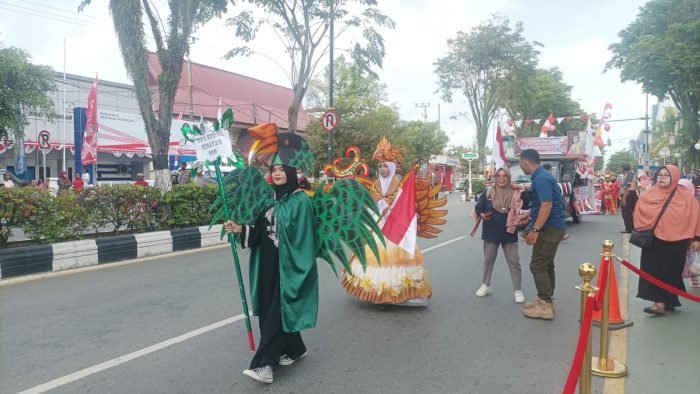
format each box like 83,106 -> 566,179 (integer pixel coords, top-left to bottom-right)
328,3 -> 335,166
322,109 -> 339,169
468,159 -> 473,198
39,130 -> 51,182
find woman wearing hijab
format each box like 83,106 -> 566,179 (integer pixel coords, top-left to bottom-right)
633,165 -> 700,315
341,137 -> 432,306
134,173 -> 149,187
224,161 -> 318,384
602,175 -> 616,214
72,173 -> 84,191
473,167 -> 529,303
57,171 -> 71,192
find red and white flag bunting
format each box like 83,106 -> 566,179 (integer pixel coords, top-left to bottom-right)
494,123 -> 507,168
81,76 -> 98,165
381,170 -> 418,256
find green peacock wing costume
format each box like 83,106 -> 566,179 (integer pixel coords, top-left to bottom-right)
208,120 -> 384,273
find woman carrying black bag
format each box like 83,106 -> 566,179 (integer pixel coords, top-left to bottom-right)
633,165 -> 700,315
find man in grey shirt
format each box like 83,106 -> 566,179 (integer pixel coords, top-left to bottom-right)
620,163 -> 637,233
177,162 -> 191,185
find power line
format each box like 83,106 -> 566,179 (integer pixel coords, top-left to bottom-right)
0,4 -> 109,31
3,0 -> 107,20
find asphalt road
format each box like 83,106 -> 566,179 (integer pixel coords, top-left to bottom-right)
1,195 -> 622,394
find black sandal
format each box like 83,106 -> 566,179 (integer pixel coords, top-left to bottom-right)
643,306 -> 666,315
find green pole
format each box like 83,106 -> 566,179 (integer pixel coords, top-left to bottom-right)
214,163 -> 255,352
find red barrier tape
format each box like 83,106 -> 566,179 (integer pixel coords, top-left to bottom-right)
562,296 -> 596,394
594,258 -> 609,311
617,257 -> 700,303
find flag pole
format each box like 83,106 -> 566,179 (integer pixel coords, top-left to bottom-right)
213,161 -> 255,353
62,38 -> 67,172
94,74 -> 99,185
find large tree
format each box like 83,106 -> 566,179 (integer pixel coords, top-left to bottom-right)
79,0 -> 228,192
394,121 -> 449,171
607,0 -> 700,152
306,58 -> 446,174
501,66 -> 585,136
0,45 -> 56,140
605,149 -> 635,174
434,15 -> 540,159
226,0 -> 394,134
306,57 -> 396,172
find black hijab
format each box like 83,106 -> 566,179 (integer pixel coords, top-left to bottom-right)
272,165 -> 299,200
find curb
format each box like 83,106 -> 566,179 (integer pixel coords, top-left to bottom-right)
0,225 -> 226,280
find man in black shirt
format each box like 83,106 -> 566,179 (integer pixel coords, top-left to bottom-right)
620,164 -> 637,233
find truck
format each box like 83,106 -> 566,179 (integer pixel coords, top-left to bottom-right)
503,135 -> 589,224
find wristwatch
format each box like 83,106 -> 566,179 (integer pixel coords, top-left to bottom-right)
532,228 -> 540,233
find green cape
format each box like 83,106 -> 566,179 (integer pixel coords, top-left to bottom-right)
249,191 -> 319,332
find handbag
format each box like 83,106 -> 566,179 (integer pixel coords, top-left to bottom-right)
630,188 -> 676,249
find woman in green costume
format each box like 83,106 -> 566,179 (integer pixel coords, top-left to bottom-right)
225,162 -> 318,384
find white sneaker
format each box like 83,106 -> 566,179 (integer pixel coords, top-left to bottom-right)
243,365 -> 273,384
279,351 -> 307,366
514,290 -> 525,303
475,284 -> 492,297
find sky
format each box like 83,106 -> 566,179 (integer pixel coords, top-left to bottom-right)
0,0 -> 654,157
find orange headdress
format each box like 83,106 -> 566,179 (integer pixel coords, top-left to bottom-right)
372,136 -> 403,165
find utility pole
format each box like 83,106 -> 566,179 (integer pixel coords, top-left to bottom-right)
327,1 -> 335,165
187,56 -> 194,121
437,103 -> 441,128
187,36 -> 198,121
644,93 -> 649,171
415,103 -> 430,122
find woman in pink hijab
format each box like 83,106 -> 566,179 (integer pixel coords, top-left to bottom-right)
679,178 -> 700,288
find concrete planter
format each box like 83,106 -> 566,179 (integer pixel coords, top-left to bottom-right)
0,225 -> 226,280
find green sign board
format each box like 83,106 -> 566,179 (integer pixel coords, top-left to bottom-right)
462,152 -> 479,160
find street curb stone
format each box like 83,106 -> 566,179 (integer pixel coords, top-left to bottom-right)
0,226 -> 227,280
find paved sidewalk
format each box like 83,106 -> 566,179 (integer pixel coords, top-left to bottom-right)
621,237 -> 700,393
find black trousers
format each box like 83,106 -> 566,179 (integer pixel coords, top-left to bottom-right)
249,250 -> 307,369
637,237 -> 687,308
621,192 -> 638,232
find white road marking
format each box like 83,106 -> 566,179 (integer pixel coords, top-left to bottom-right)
422,236 -> 467,253
15,234 -> 468,393
17,314 -> 245,394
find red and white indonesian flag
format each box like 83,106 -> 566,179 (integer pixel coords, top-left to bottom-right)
381,170 -> 418,256
494,123 -> 507,168
539,114 -> 556,137
81,76 -> 98,165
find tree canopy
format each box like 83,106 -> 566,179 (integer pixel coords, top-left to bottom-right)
434,15 -> 540,159
501,66 -> 585,136
605,149 -> 635,174
607,0 -> 700,149
226,0 -> 394,134
0,45 -> 56,141
306,58 -> 447,175
79,0 -> 228,192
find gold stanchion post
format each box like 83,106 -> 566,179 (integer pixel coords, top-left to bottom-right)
592,240 -> 628,378
577,263 -> 598,394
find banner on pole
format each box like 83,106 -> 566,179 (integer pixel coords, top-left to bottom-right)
82,77 -> 98,165
193,130 -> 233,163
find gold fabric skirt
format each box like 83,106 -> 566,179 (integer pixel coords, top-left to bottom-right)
341,233 -> 432,304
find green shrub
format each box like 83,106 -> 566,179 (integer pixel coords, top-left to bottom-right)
81,185 -> 164,233
22,190 -> 90,243
1,184 -> 220,246
0,188 -> 40,246
163,184 -> 218,228
471,179 -> 487,196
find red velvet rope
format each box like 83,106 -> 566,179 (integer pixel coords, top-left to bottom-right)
594,258 -> 609,311
562,296 -> 596,394
617,257 -> 700,303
